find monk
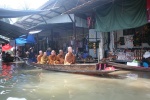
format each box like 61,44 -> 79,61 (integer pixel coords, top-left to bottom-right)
57,50 -> 65,64
64,47 -> 75,65
48,50 -> 59,64
37,50 -> 43,64
40,52 -> 48,64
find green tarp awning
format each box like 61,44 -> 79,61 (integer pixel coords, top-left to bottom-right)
95,0 -> 147,32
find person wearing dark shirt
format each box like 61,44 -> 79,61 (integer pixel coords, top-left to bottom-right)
29,48 -> 36,63
142,51 -> 150,68
46,47 -> 51,56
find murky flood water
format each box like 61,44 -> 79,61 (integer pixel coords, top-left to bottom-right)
0,63 -> 150,100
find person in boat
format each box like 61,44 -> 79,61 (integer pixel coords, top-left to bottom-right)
3,52 -> 14,62
37,50 -> 43,64
64,47 -> 75,65
28,48 -> 36,63
40,52 -> 48,64
142,51 -> 150,68
46,47 -> 51,56
2,51 -> 6,60
48,50 -> 59,64
57,50 -> 65,64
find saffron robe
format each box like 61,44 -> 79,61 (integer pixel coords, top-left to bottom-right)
48,55 -> 59,64
57,54 -> 65,64
64,53 -> 75,65
37,55 -> 42,64
40,55 -> 48,64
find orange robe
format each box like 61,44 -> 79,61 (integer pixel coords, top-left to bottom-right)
48,55 -> 59,65
40,55 -> 48,64
57,54 -> 65,64
37,55 -> 43,64
64,53 -> 75,65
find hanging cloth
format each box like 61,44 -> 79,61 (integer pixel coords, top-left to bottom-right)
147,0 -> 150,22
95,0 -> 147,32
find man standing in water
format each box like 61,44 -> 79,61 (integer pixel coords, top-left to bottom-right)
64,47 -> 75,65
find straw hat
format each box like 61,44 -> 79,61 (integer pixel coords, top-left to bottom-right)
143,51 -> 150,58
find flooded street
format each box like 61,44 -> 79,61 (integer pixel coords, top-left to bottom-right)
0,63 -> 150,100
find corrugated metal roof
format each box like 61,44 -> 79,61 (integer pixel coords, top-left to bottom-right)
14,0 -> 114,30
14,0 -> 92,30
0,21 -> 27,40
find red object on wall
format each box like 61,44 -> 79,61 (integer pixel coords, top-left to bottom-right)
87,17 -> 92,28
147,0 -> 150,22
2,44 -> 12,51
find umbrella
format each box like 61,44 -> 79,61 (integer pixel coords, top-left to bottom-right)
2,44 -> 12,51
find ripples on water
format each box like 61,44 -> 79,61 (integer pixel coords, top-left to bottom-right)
0,62 -> 150,100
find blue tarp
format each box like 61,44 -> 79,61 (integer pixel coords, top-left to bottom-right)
15,34 -> 35,45
15,38 -> 27,44
26,34 -> 35,43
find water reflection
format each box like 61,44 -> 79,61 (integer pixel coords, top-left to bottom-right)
0,63 -> 150,100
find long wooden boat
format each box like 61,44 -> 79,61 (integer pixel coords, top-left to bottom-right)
28,62 -> 118,75
106,62 -> 150,72
2,56 -> 25,63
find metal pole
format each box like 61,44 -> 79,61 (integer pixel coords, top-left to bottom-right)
96,31 -> 97,58
37,34 -> 39,53
51,29 -> 54,49
15,40 -> 16,61
73,22 -> 77,54
63,6 -> 76,54
98,42 -> 100,63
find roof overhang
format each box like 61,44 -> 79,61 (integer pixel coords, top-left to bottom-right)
63,0 -> 115,14
14,0 -> 94,30
0,21 -> 28,40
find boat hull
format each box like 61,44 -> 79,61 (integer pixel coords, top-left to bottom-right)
107,62 -> 150,72
29,63 -> 117,75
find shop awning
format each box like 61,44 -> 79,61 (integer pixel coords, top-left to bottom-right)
0,8 -> 43,18
0,21 -> 27,39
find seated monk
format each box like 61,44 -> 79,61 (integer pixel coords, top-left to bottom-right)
40,52 -> 48,64
57,50 -> 65,64
64,47 -> 75,65
37,50 -> 43,64
48,50 -> 59,64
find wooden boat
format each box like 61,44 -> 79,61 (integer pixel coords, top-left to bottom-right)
106,62 -> 150,72
2,56 -> 24,63
28,62 -> 118,75
2,57 -> 14,62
